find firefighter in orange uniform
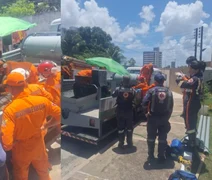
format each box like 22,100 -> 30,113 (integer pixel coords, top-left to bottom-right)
0,60 -> 39,84
11,68 -> 53,102
1,72 -> 60,180
37,61 -> 60,106
133,76 -> 156,98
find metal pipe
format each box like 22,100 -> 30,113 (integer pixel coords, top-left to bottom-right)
204,116 -> 210,154
197,115 -> 203,139
200,116 -> 207,142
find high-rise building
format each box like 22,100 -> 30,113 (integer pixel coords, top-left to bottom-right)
143,47 -> 162,68
171,61 -> 176,68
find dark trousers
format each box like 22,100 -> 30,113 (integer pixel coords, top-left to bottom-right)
183,100 -> 201,147
116,108 -> 133,131
147,115 -> 171,157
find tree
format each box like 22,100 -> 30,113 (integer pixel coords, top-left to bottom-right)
61,26 -> 125,63
0,0 -> 35,17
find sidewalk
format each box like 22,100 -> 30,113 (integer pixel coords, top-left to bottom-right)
68,92 -> 186,180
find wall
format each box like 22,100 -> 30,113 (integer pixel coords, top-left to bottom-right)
161,67 -> 189,94
21,11 -> 60,34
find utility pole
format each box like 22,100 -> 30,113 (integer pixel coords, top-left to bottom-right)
199,26 -> 204,61
194,28 -> 198,58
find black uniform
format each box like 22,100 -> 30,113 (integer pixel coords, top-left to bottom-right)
112,76 -> 135,148
142,75 -> 173,162
176,71 -> 203,147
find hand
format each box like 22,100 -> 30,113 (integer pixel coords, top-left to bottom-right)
40,125 -> 46,130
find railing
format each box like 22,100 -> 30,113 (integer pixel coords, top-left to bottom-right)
196,115 -> 211,155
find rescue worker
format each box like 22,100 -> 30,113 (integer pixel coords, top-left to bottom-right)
133,76 -> 156,98
142,73 -> 174,163
140,63 -> 154,85
112,75 -> 135,148
10,68 -> 54,102
176,58 -> 206,153
37,60 -> 61,106
1,72 -> 61,180
0,60 -> 39,85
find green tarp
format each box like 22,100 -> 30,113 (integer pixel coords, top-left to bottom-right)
85,57 -> 129,76
0,17 -> 36,37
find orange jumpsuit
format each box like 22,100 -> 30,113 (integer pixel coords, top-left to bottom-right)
4,61 -> 39,84
43,72 -> 61,106
140,63 -> 153,85
77,69 -> 92,77
133,82 -> 155,97
1,92 -> 60,180
24,84 -> 54,137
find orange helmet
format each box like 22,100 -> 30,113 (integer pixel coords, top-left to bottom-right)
5,72 -> 25,87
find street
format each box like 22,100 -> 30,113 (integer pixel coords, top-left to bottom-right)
61,92 -> 186,180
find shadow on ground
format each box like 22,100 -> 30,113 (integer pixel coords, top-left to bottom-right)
112,145 -> 137,154
61,132 -> 118,159
143,158 -> 175,170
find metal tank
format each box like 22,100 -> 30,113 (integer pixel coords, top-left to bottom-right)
111,73 -> 138,86
21,33 -> 62,64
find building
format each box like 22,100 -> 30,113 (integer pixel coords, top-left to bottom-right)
171,61 -> 176,68
143,47 -> 162,68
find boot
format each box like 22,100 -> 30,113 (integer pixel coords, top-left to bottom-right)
127,129 -> 133,147
147,141 -> 155,162
158,141 -> 167,164
118,131 -> 125,148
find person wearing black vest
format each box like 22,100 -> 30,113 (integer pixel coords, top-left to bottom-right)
142,73 -> 174,163
112,75 -> 135,148
176,59 -> 206,153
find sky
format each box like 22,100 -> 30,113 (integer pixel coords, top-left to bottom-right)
61,0 -> 212,67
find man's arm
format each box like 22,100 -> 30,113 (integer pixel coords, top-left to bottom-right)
39,85 -> 54,102
41,101 -> 61,130
176,77 -> 198,89
1,111 -> 15,151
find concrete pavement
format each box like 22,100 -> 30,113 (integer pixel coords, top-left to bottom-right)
61,92 -> 186,180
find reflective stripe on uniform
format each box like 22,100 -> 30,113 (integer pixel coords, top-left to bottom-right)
147,139 -> 155,142
186,129 -> 196,134
118,130 -> 125,134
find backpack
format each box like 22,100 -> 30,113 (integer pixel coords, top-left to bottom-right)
168,170 -> 197,180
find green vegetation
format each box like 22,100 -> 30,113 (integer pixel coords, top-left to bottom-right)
199,88 -> 212,180
0,0 -> 60,17
0,0 -> 35,17
61,26 -> 126,63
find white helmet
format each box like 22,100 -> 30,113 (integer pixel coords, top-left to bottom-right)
11,68 -> 30,80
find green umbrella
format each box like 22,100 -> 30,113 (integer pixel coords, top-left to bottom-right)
0,17 -> 37,37
85,57 -> 129,76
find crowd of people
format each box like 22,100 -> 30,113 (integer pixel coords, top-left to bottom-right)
0,59 -> 61,180
112,56 -> 206,164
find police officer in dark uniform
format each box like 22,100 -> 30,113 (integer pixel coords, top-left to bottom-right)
176,58 -> 206,153
142,73 -> 174,163
112,75 -> 135,148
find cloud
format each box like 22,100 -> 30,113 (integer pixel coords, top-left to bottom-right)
139,5 -> 155,22
156,1 -> 209,36
125,40 -> 145,50
61,0 -> 155,44
157,1 -> 212,67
